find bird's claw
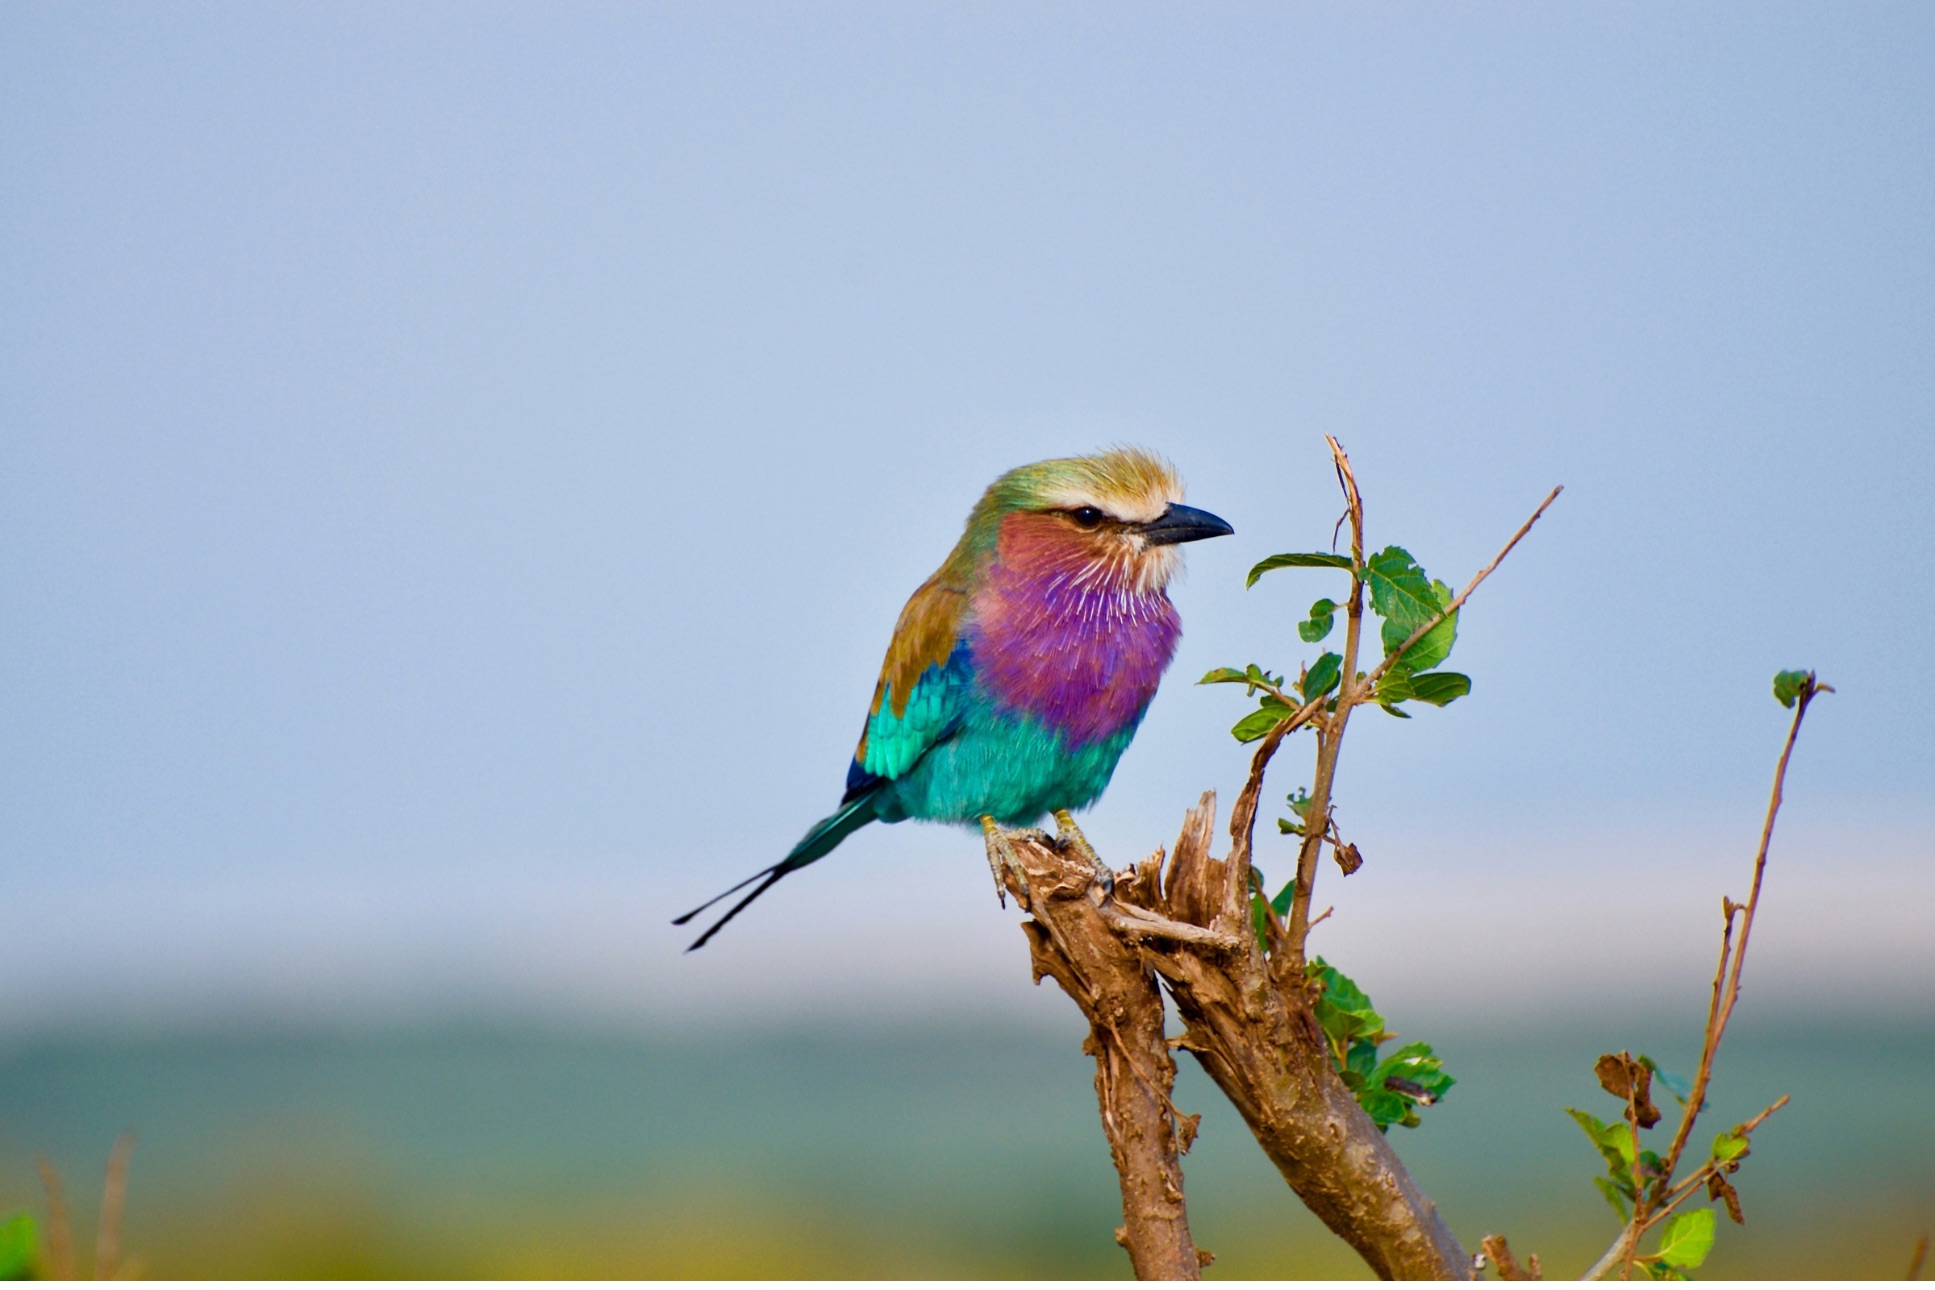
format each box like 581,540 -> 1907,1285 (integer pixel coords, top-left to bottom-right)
982,816 -> 1044,908
1052,809 -> 1114,899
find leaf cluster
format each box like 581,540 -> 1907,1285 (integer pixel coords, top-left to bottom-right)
1567,1052 -> 1693,1220
1567,1047 -> 1765,1279
0,1212 -> 34,1280
1306,958 -> 1453,1132
1203,544 -> 1471,741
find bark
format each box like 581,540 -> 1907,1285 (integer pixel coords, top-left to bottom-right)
1004,833 -> 1205,1280
1003,793 -> 1472,1281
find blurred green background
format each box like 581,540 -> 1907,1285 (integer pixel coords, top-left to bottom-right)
3,1009 -> 1928,1278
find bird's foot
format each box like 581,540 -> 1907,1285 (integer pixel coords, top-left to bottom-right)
1052,809 -> 1100,863
980,816 -> 1039,910
1052,809 -> 1113,899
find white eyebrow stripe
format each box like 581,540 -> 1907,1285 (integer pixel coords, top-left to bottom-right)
1032,485 -> 1174,525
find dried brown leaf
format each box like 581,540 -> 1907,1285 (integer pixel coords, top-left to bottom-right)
1709,1172 -> 1746,1224
1594,1051 -> 1662,1129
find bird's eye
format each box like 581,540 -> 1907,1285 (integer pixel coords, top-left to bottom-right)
1071,506 -> 1105,528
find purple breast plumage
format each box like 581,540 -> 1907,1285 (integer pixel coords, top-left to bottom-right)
968,511 -> 1182,747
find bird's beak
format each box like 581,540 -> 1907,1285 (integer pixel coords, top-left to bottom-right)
1135,503 -> 1235,546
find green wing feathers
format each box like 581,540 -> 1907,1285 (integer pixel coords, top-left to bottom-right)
851,580 -> 969,789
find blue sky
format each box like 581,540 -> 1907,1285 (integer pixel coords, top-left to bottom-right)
3,2 -> 1930,1027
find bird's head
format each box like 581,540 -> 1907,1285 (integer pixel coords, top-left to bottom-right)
965,447 -> 1234,592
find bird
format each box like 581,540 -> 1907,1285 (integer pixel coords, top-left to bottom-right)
674,447 -> 1233,950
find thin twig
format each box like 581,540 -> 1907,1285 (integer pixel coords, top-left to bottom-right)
1583,1095 -> 1791,1281
1484,1233 -> 1541,1281
1586,675 -> 1826,1280
1663,684 -> 1820,1182
1100,900 -> 1246,952
1275,443 -> 1562,976
1651,1095 -> 1790,1214
1281,436 -> 1367,972
35,1158 -> 75,1281
1362,485 -> 1564,692
1909,1234 -> 1928,1280
96,1134 -> 135,1280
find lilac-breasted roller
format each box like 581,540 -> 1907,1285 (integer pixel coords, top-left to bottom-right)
675,447 -> 1232,949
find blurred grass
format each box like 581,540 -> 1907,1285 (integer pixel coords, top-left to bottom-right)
0,1011 -> 1928,1278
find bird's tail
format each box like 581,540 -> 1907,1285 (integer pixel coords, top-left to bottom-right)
673,791 -> 881,951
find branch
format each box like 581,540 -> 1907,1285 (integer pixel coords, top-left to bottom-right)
1281,436 -> 1366,972
1004,798 -> 1471,1279
996,830 -> 1206,1280
1583,674 -> 1829,1280
1265,441 -> 1560,975
1484,1233 -> 1543,1281
1146,794 -> 1473,1279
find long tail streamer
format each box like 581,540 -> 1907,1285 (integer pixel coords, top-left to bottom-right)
672,792 -> 880,950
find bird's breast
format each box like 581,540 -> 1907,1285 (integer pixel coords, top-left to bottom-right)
968,557 -> 1182,748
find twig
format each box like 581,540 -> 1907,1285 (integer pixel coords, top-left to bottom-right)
96,1134 -> 135,1280
35,1158 -> 75,1281
1100,901 -> 1246,952
1581,1095 -> 1791,1282
1651,1095 -> 1789,1214
1584,674 -> 1827,1280
1280,436 -> 1367,973
1361,485 -> 1564,693
1909,1234 -> 1928,1280
1658,685 -> 1818,1181
1269,442 -> 1561,976
1484,1233 -> 1542,1281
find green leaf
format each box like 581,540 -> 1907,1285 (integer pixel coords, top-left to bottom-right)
1567,1107 -> 1636,1178
1308,958 -> 1387,1050
1305,959 -> 1452,1131
1711,1131 -> 1749,1162
1232,694 -> 1302,742
1356,1088 -> 1410,1131
1198,666 -> 1252,685
1232,706 -> 1284,743
0,1212 -> 35,1280
1401,579 -> 1460,673
1248,552 -> 1355,586
1249,891 -> 1272,948
1299,598 -> 1338,643
1370,1041 -> 1456,1105
1302,652 -> 1343,701
1364,544 -> 1435,631
1403,671 -> 1471,706
1772,669 -> 1811,708
1364,553 -> 1461,677
1655,1208 -> 1716,1270
1270,879 -> 1296,917
1346,1039 -> 1380,1084
1377,701 -> 1412,718
1594,1175 -> 1633,1222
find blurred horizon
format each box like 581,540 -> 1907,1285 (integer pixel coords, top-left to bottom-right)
4,1011 -> 1930,1278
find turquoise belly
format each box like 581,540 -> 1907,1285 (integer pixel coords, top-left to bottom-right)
873,705 -> 1139,827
